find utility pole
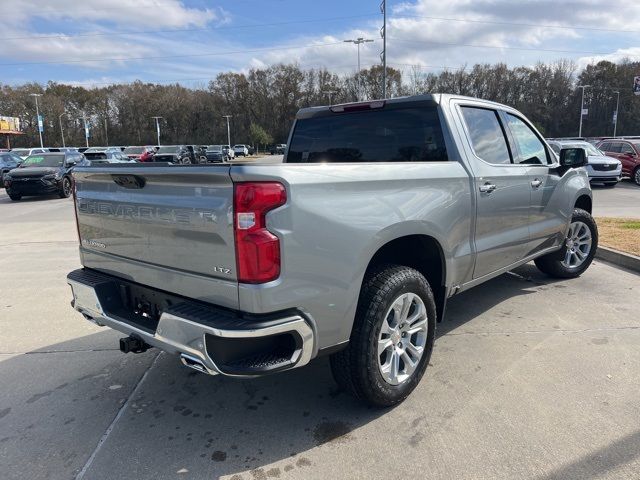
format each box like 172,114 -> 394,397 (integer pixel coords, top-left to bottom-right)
322,89 -> 338,105
222,115 -> 232,147
344,38 -> 373,101
82,112 -> 89,148
104,117 -> 109,147
577,85 -> 590,138
152,116 -> 162,146
613,90 -> 620,138
29,93 -> 44,148
380,0 -> 387,99
58,113 -> 66,148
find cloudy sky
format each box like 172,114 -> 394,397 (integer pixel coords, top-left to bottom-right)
1,0 -> 638,87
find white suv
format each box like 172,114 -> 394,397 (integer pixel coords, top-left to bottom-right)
233,144 -> 249,157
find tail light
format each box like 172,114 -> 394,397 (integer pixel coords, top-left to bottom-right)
234,182 -> 286,284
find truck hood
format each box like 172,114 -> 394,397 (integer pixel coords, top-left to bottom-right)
9,166 -> 59,178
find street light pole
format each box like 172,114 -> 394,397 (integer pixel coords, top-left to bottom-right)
613,90 -> 620,138
222,115 -> 232,148
152,116 -> 162,146
58,113 -> 66,148
578,85 -> 590,138
322,89 -> 338,105
381,0 -> 387,99
344,37 -> 373,100
82,112 -> 89,148
30,93 -> 44,148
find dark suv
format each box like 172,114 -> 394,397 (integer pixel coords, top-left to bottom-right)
3,151 -> 82,200
596,139 -> 640,186
152,145 -> 193,164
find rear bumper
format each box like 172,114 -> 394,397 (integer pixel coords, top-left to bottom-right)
67,268 -> 314,377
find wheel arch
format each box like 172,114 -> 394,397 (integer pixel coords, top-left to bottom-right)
575,194 -> 592,213
363,234 -> 448,323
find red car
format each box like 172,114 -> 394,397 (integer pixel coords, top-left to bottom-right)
596,139 -> 640,186
123,145 -> 157,162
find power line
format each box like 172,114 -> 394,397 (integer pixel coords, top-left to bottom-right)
2,13 -> 380,41
395,14 -> 640,34
0,40 -> 378,67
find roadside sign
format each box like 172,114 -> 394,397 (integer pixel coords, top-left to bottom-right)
581,108 -> 588,116
613,112 -> 618,124
37,114 -> 44,133
634,76 -> 640,95
85,126 -> 90,139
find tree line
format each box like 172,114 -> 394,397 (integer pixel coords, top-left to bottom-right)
1,59 -> 639,149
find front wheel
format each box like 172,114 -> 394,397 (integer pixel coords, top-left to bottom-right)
330,265 -> 436,407
8,192 -> 22,201
634,167 -> 640,186
59,177 -> 72,198
534,208 -> 598,278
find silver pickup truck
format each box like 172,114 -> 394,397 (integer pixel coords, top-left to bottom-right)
67,94 -> 597,406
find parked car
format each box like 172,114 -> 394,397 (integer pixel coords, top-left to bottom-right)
596,139 -> 640,186
186,145 -> 207,163
270,144 -> 287,155
66,94 -> 596,407
205,145 -> 228,163
152,145 -> 192,164
222,145 -> 235,160
0,152 -> 21,185
3,151 -> 84,200
233,144 -> 249,157
547,140 -> 621,187
83,149 -> 135,163
123,146 -> 156,162
10,147 -> 49,160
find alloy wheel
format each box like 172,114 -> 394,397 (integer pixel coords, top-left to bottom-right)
561,221 -> 592,269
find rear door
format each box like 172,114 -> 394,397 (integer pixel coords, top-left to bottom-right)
618,142 -> 637,176
457,105 -> 532,279
73,164 -> 239,308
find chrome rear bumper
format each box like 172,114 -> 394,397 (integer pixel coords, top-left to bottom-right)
67,269 -> 314,377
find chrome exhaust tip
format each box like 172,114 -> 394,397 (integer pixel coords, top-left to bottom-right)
180,353 -> 211,374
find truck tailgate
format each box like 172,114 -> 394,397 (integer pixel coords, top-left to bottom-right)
72,165 -> 239,309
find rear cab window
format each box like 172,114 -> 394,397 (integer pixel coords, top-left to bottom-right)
286,104 -> 448,163
460,106 -> 511,165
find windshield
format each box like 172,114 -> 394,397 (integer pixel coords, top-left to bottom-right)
21,154 -> 64,167
11,149 -> 29,156
207,145 -> 223,152
563,143 -> 602,156
84,147 -> 106,153
156,146 -> 179,153
123,146 -> 144,154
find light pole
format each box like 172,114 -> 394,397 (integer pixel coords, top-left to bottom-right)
577,85 -> 590,138
613,90 -> 620,138
380,0 -> 387,98
322,89 -> 338,105
222,115 -> 232,148
152,116 -> 162,146
344,37 -> 373,100
82,112 -> 90,148
29,93 -> 44,148
58,113 -> 66,148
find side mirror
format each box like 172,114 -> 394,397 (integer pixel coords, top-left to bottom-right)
559,148 -> 587,168
65,160 -> 77,168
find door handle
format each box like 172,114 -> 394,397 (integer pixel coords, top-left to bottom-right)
531,179 -> 542,189
479,182 -> 497,193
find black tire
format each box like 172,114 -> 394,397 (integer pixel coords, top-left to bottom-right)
59,176 -> 72,198
534,208 -> 598,278
330,265 -> 436,407
8,192 -> 22,201
634,167 -> 640,187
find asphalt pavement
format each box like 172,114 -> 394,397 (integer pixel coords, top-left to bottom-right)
592,180 -> 640,219
1,180 -> 639,480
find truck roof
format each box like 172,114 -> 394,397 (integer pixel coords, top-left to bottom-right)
296,93 -> 513,119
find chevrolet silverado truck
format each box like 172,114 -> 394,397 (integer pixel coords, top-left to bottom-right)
66,94 -> 597,407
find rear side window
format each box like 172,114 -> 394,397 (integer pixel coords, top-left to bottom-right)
606,142 -> 622,153
287,106 -> 448,163
461,107 -> 511,165
620,143 -> 635,155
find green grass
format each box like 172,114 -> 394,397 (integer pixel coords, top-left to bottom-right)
621,221 -> 640,230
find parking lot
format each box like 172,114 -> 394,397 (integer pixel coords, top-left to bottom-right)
1,181 -> 639,480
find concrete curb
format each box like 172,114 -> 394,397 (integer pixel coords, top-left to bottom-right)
596,246 -> 640,274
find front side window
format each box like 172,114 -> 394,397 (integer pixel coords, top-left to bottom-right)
287,106 -> 448,163
505,114 -> 548,165
461,107 -> 511,165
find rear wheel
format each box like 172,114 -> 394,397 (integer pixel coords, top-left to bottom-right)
330,265 -> 436,407
634,167 -> 640,186
59,177 -> 72,198
534,208 -> 598,278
